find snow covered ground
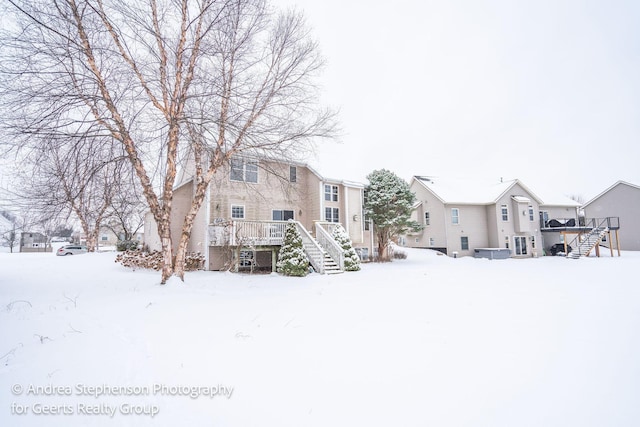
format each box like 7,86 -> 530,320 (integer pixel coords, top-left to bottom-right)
1,248 -> 639,426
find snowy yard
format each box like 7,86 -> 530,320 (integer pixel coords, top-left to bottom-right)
1,248 -> 639,426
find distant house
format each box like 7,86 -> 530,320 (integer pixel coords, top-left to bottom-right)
20,232 -> 51,253
145,157 -> 372,273
406,177 -> 544,258
583,181 -> 640,251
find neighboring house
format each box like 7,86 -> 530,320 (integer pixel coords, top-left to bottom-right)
406,177 -> 544,258
20,231 -> 51,253
583,181 -> 639,251
145,157 -> 372,273
97,228 -> 144,248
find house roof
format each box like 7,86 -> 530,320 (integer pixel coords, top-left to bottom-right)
412,176 -> 584,208
413,176 -> 544,205
583,180 -> 640,208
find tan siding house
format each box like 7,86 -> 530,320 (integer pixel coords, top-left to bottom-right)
146,157 -> 372,273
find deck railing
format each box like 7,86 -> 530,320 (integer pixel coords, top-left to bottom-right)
315,222 -> 344,270
208,220 -> 288,247
541,216 -> 620,230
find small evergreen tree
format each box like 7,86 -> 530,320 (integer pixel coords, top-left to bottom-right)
277,222 -> 310,276
332,224 -> 361,271
365,169 -> 422,262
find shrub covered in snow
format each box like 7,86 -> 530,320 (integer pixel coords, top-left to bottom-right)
116,240 -> 139,252
276,222 -> 310,276
331,224 -> 361,271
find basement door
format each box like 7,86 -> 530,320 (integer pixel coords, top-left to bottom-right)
514,236 -> 528,256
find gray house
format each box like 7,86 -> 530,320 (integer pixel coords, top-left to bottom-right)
583,181 -> 640,251
406,177 -> 544,258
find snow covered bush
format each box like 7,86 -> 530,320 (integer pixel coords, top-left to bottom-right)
116,240 -> 139,252
276,222 -> 310,277
331,224 -> 361,271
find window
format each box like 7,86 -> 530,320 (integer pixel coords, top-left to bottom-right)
461,236 -> 469,250
424,212 -> 430,226
429,238 -> 435,247
541,211 -> 549,227
289,166 -> 297,183
531,235 -> 536,249
325,207 -> 339,223
272,210 -> 294,221
230,158 -> 258,183
239,250 -> 254,267
501,204 -> 509,221
451,208 -> 460,225
101,235 -> 108,241
504,236 -> 510,249
514,236 -> 528,256
355,247 -> 369,261
231,205 -> 245,219
528,206 -> 535,222
324,184 -> 338,202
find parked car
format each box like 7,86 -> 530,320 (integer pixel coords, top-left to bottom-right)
549,243 -> 572,256
56,245 -> 88,256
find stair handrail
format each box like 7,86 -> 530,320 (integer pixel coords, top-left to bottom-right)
293,221 -> 325,274
315,223 -> 345,271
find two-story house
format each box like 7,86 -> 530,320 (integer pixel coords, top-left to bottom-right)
406,177 -> 545,258
145,157 -> 372,273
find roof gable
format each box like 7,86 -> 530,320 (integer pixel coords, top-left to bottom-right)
412,176 -> 543,205
583,180 -> 640,208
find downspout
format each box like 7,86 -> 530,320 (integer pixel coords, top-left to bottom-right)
204,184 -> 211,270
344,185 -> 350,236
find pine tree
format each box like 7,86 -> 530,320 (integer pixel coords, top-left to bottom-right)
365,169 -> 422,262
276,222 -> 310,276
331,224 -> 361,271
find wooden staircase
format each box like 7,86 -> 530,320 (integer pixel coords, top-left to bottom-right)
568,227 -> 609,259
295,222 -> 344,274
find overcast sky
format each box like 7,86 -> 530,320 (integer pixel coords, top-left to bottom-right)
274,0 -> 640,201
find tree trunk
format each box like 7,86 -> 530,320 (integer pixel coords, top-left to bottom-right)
377,230 -> 391,262
173,178 -> 211,280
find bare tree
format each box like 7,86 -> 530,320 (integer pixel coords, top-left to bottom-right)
0,211 -> 19,252
104,168 -> 147,243
1,0 -> 335,283
18,134 -> 122,252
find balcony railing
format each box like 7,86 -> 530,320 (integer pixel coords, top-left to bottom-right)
540,216 -> 620,231
208,220 -> 288,247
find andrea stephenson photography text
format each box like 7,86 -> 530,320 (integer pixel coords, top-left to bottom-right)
9,383 -> 234,419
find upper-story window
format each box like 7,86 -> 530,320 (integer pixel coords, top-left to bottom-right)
230,158 -> 258,183
324,184 -> 338,202
231,205 -> 245,219
451,208 -> 460,225
424,211 -> 430,226
501,204 -> 509,221
289,166 -> 297,183
528,205 -> 535,222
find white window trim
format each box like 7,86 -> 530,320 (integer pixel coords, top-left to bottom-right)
501,204 -> 509,222
324,184 -> 339,202
231,205 -> 245,219
451,208 -> 460,225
